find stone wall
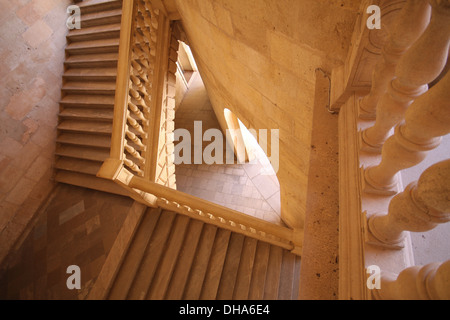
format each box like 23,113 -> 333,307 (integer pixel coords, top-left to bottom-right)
0,0 -> 72,266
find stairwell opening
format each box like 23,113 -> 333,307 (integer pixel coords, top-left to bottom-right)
173,44 -> 282,225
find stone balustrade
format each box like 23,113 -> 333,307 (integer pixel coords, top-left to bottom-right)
363,63 -> 450,195
338,0 -> 450,300
373,260 -> 450,300
367,159 -> 450,249
360,0 -> 450,152
358,0 -> 432,120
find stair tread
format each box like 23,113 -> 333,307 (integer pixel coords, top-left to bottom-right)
56,144 -> 110,162
199,228 -> 232,300
216,233 -> 246,300
58,120 -> 112,134
60,94 -> 115,107
60,107 -> 114,121
81,8 -> 122,27
292,256 -> 302,300
78,0 -> 122,14
64,67 -> 117,76
164,219 -> 205,300
263,246 -> 284,300
82,7 -> 122,20
54,171 -> 128,196
232,237 -> 258,300
55,157 -> 102,175
57,132 -> 111,148
108,208 -> 162,300
278,250 -> 297,300
63,81 -> 116,89
66,38 -> 120,52
127,211 -> 177,300
147,215 -> 191,300
62,81 -> 116,95
182,224 -> 218,300
248,242 -> 271,300
68,23 -> 121,37
65,53 -> 119,63
63,68 -> 117,81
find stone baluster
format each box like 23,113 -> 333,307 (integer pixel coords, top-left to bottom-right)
361,0 -> 450,152
359,0 -> 432,119
128,101 -> 148,125
126,110 -> 147,136
124,157 -> 144,177
124,140 -> 145,164
131,60 -> 151,82
125,128 -> 146,150
367,159 -> 450,249
130,74 -> 151,98
129,87 -> 151,112
373,260 -> 450,300
363,63 -> 450,195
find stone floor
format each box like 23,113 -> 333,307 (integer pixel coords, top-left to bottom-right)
176,162 -> 281,224
0,0 -> 71,265
0,184 -> 132,299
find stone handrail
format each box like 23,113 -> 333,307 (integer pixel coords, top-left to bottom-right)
129,174 -> 302,254
99,159 -> 302,255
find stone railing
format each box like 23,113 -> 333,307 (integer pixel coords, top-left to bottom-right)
99,160 -> 302,254
97,0 -> 302,255
129,173 -> 302,254
338,0 -> 450,300
98,0 -> 176,205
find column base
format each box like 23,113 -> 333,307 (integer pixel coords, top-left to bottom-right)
357,98 -> 377,120
359,129 -> 383,153
361,167 -> 400,196
364,212 -> 405,250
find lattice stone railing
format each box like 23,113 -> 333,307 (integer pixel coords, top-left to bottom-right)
98,0 -> 176,202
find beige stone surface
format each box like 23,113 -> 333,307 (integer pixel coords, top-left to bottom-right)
0,0 -> 71,266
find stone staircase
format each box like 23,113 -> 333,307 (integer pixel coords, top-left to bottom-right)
106,208 -> 301,300
54,0 -> 126,195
